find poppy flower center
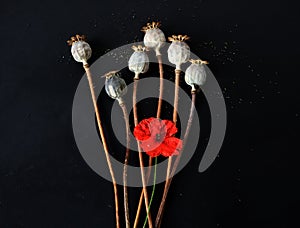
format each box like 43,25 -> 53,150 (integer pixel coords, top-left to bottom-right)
155,133 -> 162,142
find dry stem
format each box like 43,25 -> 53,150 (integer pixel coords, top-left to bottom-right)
83,64 -> 120,228
119,101 -> 131,228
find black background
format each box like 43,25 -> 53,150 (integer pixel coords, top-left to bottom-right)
1,0 -> 299,227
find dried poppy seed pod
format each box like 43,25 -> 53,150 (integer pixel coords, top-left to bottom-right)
167,35 -> 190,70
185,59 -> 208,92
67,34 -> 92,65
142,22 -> 166,56
105,71 -> 127,104
128,45 -> 149,80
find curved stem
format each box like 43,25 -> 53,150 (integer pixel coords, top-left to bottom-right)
132,79 -> 144,228
134,157 -> 153,228
132,79 -> 153,228
119,101 -> 131,228
138,146 -> 153,228
133,80 -> 142,228
143,157 -> 158,228
83,64 -> 120,228
134,55 -> 164,227
155,92 -> 196,228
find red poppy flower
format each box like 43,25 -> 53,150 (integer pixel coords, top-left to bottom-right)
133,117 -> 182,157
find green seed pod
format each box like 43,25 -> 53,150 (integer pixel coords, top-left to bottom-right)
128,45 -> 149,79
185,59 -> 208,92
105,71 -> 127,101
167,35 -> 190,70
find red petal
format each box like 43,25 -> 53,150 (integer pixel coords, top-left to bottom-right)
160,137 -> 182,157
140,141 -> 162,157
133,117 -> 155,141
145,147 -> 162,157
149,118 -> 165,136
140,140 -> 161,152
162,120 -> 178,137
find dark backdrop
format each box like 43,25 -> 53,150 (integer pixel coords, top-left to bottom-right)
0,0 -> 299,227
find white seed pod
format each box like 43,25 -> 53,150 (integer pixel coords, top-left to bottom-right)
142,22 -> 166,56
128,45 -> 149,79
185,59 -> 208,92
68,35 -> 92,65
167,35 -> 190,70
105,71 -> 127,100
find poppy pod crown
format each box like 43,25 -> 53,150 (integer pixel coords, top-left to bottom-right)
141,21 -> 162,32
189,59 -> 209,65
67,34 -> 87,45
132,45 -> 148,52
168,34 -> 190,42
104,70 -> 119,78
